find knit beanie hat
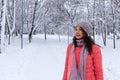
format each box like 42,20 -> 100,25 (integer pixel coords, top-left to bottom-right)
75,20 -> 93,35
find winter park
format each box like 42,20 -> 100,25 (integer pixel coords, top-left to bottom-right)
0,0 -> 120,80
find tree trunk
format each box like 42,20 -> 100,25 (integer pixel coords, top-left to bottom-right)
111,0 -> 116,49
44,24 -> 47,40
21,0 -> 24,49
29,0 -> 38,43
1,0 -> 7,53
93,0 -> 96,42
68,26 -> 69,44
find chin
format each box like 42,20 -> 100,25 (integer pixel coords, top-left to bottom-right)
76,37 -> 81,39
75,36 -> 83,39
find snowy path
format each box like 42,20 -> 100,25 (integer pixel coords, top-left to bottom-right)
0,35 -> 67,80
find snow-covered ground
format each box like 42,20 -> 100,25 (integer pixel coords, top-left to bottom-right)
0,34 -> 120,80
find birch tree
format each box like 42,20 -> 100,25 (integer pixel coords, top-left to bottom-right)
6,0 -> 16,45
1,0 -> 6,53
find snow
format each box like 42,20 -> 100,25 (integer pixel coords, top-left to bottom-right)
0,34 -> 120,80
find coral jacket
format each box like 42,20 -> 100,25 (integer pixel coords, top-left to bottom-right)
63,43 -> 104,80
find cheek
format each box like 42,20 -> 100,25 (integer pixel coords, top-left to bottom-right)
74,31 -> 76,35
74,31 -> 78,36
80,31 -> 83,35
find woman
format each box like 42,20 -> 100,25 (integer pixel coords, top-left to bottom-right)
62,20 -> 104,80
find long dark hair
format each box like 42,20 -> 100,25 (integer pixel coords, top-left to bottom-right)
73,27 -> 95,54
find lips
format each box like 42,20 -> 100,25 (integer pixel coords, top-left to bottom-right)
76,34 -> 80,37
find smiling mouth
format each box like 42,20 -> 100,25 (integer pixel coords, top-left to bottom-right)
76,34 -> 80,37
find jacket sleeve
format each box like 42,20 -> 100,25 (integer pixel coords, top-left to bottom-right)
92,45 -> 104,80
62,44 -> 71,80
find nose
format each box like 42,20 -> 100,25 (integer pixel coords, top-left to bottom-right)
76,30 -> 80,33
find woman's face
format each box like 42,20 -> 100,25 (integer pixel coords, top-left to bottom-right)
74,26 -> 84,39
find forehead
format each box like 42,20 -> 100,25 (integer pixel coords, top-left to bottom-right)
75,26 -> 82,29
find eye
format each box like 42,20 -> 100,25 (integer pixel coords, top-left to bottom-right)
79,28 -> 82,31
74,26 -> 82,31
